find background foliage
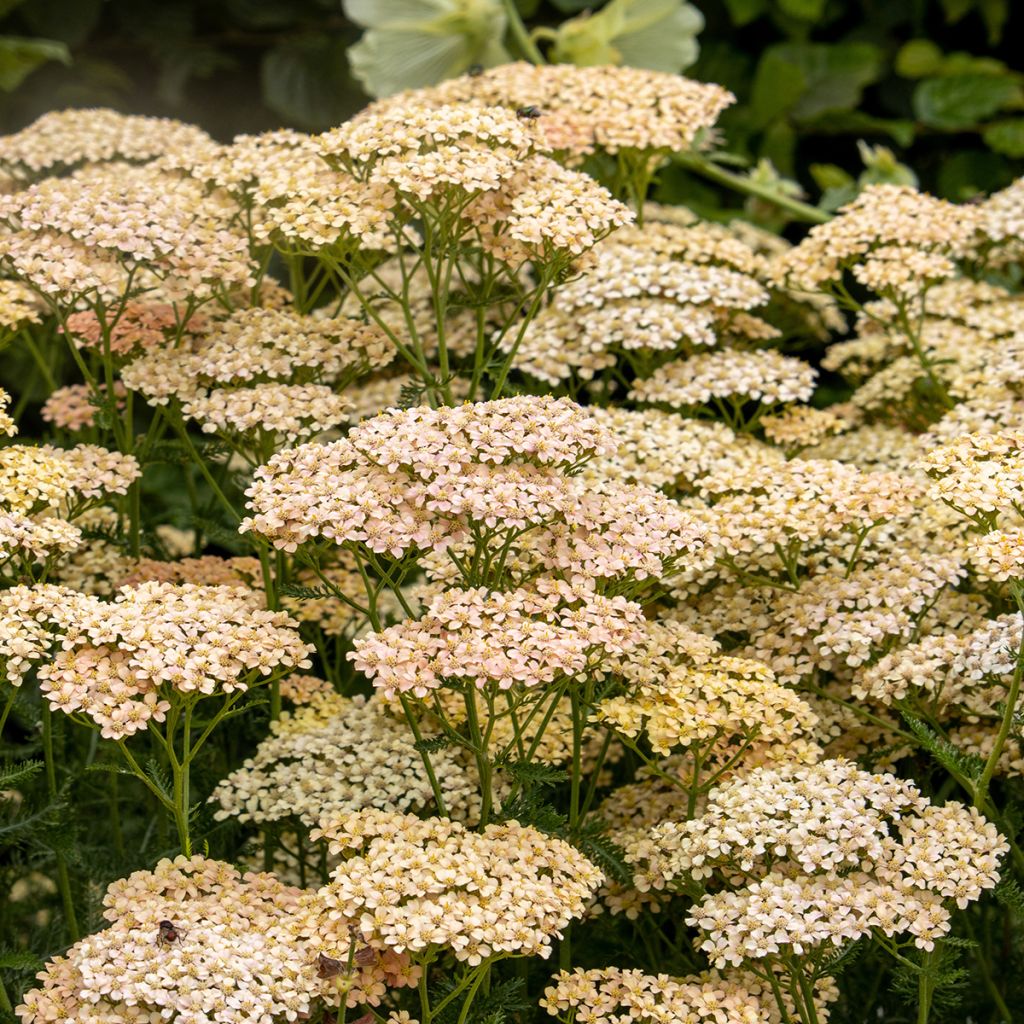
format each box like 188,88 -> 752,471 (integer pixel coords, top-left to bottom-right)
0,0 -> 1020,206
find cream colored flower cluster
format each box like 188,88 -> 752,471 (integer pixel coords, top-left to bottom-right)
632,760 -> 1006,964
588,407 -> 784,493
351,583 -> 643,697
761,406 -> 848,452
0,511 -> 82,568
302,810 -> 604,963
630,349 -> 816,410
0,164 -> 254,300
509,236 -> 769,384
0,581 -> 311,737
0,442 -> 138,511
381,62 -> 734,158
968,527 -> 1024,581
0,108 -> 212,179
18,856 -> 323,1024
774,184 -> 977,292
0,388 -> 14,437
542,967 -> 836,1024
211,692 -> 478,826
919,429 -> 1024,519
596,654 -> 818,756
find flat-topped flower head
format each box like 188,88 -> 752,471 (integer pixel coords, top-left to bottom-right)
631,760 -> 1006,964
919,429 -> 1024,521
0,107 -> 213,180
773,184 -> 978,293
320,103 -> 537,198
211,692 -> 479,826
630,349 -> 816,412
373,62 -> 734,159
299,810 -> 604,964
17,856 -> 324,1024
5,581 -> 311,738
351,582 -> 644,697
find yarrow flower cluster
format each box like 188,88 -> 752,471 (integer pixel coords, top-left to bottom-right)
1,581 -> 311,737
298,810 -> 604,964
631,760 -> 1006,964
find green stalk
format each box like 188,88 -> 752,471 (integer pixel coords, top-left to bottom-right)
674,153 -> 831,224
975,582 -> 1024,809
500,0 -> 545,63
40,703 -> 80,941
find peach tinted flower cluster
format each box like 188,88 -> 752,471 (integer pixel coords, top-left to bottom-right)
241,396 -> 611,554
3,581 -> 312,737
351,583 -> 644,697
18,856 -> 319,1024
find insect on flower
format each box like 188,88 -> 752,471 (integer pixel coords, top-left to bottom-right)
156,920 -> 183,945
315,952 -> 347,979
516,105 -> 542,119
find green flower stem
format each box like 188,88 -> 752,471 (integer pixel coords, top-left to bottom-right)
916,949 -> 935,1024
500,0 -> 545,64
0,975 -> 13,1015
673,153 -> 831,224
975,581 -> 1024,810
40,702 -> 80,942
398,693 -> 449,817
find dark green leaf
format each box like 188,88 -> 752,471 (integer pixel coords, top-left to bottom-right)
0,36 -> 69,91
983,119 -> 1024,157
913,73 -> 1022,131
0,949 -> 43,971
261,32 -> 361,130
19,0 -> 102,47
722,0 -> 767,23
777,0 -> 826,20
0,760 -> 43,789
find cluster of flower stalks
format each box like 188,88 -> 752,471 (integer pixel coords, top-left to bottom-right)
2,60 -> 1024,1024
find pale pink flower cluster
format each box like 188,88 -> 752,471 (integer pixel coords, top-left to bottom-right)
630,349 -> 816,409
0,581 -> 312,738
211,692 -> 478,826
302,810 -> 604,963
18,856 -> 326,1024
351,583 -> 644,697
62,300 -> 207,356
241,396 -> 611,554
0,108 -> 212,178
40,382 -> 126,431
0,164 -> 254,300
464,154 -> 632,261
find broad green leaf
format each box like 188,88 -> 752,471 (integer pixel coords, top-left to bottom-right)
751,43 -> 883,126
343,0 -> 509,97
749,50 -> 806,129
777,0 -> 826,20
806,110 -> 916,147
913,73 -> 1022,131
262,33 -> 360,127
895,39 -> 943,79
809,163 -> 854,190
0,36 -> 70,92
551,0 -> 704,74
722,0 -> 766,22
983,119 -> 1024,157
